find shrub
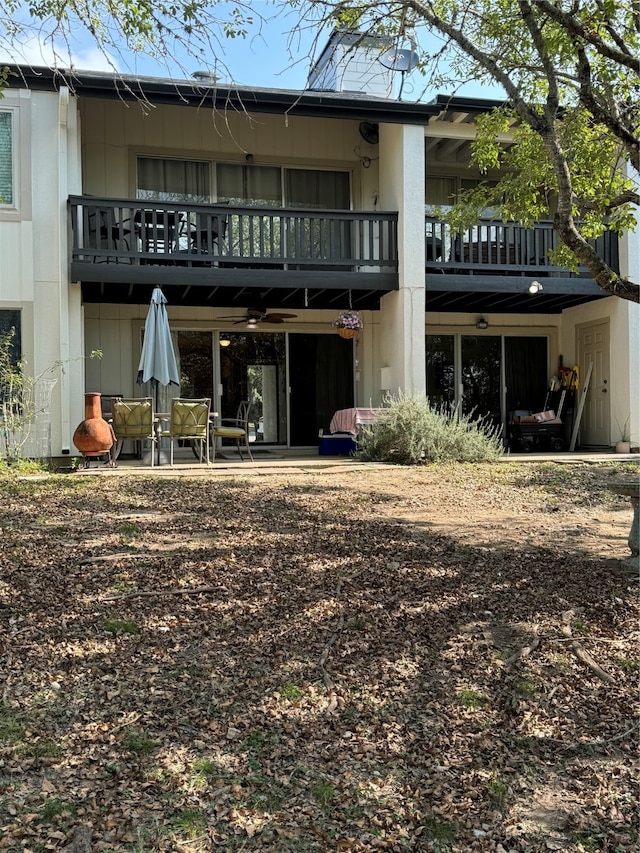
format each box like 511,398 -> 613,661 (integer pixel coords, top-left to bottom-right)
357,395 -> 503,464
0,328 -> 102,464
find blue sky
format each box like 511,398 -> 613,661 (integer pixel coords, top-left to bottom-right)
2,2 -> 505,101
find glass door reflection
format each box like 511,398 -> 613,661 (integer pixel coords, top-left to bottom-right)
219,333 -> 287,444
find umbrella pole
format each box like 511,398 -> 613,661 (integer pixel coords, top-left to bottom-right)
141,380 -> 164,466
154,380 -> 162,466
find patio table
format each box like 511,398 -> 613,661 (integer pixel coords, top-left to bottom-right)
329,407 -> 385,436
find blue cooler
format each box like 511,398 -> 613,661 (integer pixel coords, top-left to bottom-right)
318,433 -> 357,455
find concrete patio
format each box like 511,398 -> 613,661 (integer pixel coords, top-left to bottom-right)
70,446 -> 638,477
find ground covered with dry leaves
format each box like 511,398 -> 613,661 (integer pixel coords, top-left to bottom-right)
0,460 -> 638,853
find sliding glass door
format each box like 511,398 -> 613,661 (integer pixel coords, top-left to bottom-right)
288,334 -> 355,446
158,329 -> 354,448
427,333 -> 548,437
219,333 -> 287,444
461,335 -> 502,426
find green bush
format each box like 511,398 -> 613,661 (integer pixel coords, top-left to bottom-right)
357,395 -> 503,464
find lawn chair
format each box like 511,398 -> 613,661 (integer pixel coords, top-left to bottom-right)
110,397 -> 159,466
210,400 -> 254,462
159,398 -> 211,466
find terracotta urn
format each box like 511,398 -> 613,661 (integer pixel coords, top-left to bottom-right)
73,393 -> 115,457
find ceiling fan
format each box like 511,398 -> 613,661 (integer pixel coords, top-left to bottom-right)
218,308 -> 298,326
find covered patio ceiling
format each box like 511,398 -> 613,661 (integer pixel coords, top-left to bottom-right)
426,274 -> 608,314
79,281 -> 388,312
81,277 -> 607,314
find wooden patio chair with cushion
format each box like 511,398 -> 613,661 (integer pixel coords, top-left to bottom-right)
110,397 -> 159,466
159,398 -> 211,466
210,400 -> 254,462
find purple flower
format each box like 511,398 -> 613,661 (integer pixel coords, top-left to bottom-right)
334,311 -> 364,330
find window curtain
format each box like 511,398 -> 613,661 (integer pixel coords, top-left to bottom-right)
285,169 -> 350,209
216,164 -> 281,207
216,165 -> 350,209
137,157 -> 210,202
0,112 -> 13,205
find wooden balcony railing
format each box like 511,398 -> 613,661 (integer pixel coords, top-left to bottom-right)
69,197 -> 399,271
425,217 -> 619,275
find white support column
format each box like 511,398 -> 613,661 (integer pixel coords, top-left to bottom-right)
57,87 -> 73,451
377,123 -> 426,400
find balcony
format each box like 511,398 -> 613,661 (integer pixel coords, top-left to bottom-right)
425,217 -> 618,313
425,217 -> 619,275
68,199 -> 616,313
69,197 -> 399,309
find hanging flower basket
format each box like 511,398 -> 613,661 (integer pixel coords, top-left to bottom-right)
334,310 -> 363,339
338,327 -> 359,339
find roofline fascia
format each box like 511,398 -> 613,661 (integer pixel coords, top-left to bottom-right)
3,64 -> 442,125
432,93 -> 512,113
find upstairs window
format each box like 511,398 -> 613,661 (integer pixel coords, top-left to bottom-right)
0,111 -> 14,206
216,164 -> 282,207
137,157 -> 210,202
216,164 -> 350,209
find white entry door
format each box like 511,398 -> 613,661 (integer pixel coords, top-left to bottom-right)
578,320 -> 610,446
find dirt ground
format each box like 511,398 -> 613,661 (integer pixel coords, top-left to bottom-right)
0,459 -> 638,852
366,462 -> 635,559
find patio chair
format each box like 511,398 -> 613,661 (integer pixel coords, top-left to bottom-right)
159,398 -> 211,466
110,397 -> 159,466
210,400 -> 254,462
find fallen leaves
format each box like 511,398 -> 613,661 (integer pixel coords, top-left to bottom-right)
0,462 -> 638,851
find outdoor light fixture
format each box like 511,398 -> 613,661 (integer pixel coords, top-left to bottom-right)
476,318 -> 489,330
528,280 -> 543,294
219,335 -> 231,347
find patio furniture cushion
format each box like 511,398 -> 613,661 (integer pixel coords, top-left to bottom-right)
160,398 -> 211,465
110,397 -> 159,466
211,400 -> 254,462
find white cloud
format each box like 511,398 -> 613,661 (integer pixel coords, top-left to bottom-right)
2,35 -> 118,72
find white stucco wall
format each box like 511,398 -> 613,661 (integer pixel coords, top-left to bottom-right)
0,87 -> 84,457
377,122 -> 426,398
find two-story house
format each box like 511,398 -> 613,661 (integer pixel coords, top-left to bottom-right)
1,31 -> 637,459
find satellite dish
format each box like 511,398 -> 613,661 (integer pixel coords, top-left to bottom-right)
378,48 -> 420,100
378,48 -> 419,72
359,121 -> 379,145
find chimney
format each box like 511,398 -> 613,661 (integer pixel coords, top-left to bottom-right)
307,29 -> 395,97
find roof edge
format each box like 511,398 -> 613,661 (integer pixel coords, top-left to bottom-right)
3,64 -> 442,125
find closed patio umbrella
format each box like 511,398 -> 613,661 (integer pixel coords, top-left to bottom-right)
137,287 -> 180,463
137,286 -> 180,391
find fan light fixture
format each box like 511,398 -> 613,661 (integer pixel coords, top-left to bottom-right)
476,318 -> 489,330
219,335 -> 231,347
528,280 -> 543,294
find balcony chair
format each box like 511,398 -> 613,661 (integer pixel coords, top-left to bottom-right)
86,206 -> 131,263
109,397 -> 159,466
210,400 -> 254,462
171,211 -> 228,266
159,397 -> 211,466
